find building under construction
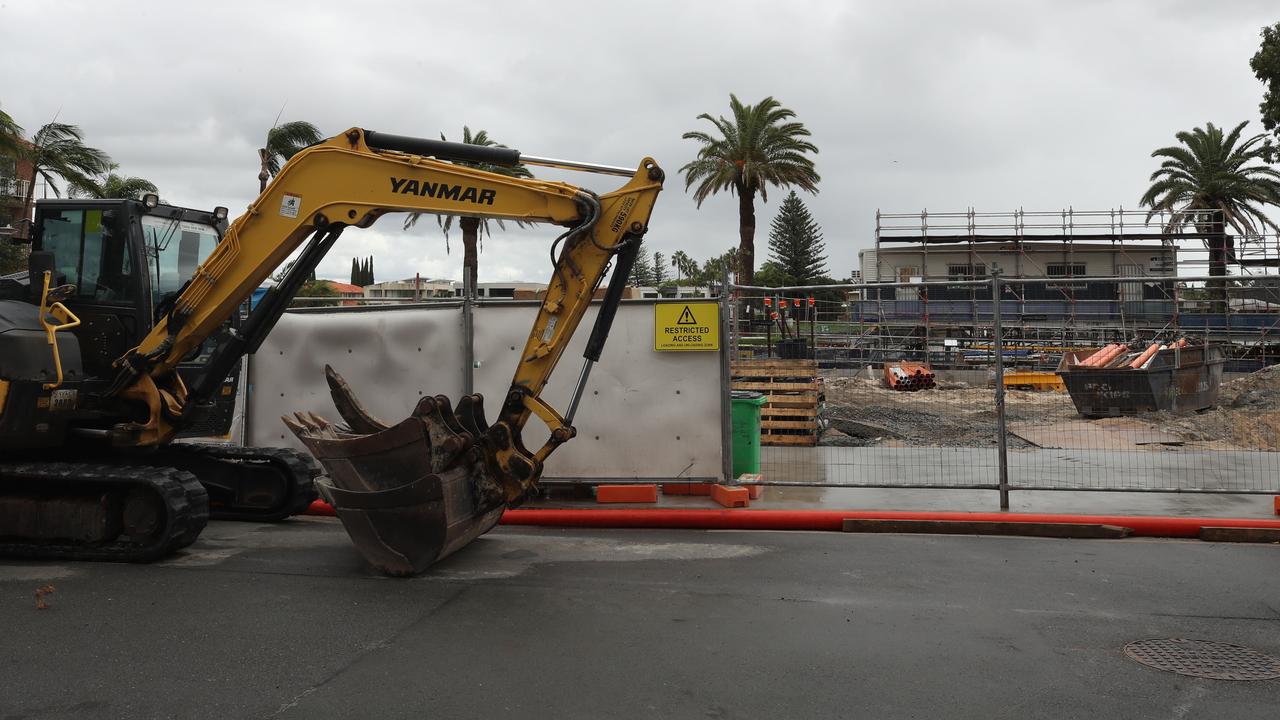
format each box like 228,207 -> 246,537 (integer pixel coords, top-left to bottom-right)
841,208 -> 1280,370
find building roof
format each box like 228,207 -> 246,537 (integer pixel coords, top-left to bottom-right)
326,281 -> 364,294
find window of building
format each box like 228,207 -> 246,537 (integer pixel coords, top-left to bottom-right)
1047,262 -> 1087,289
946,263 -> 986,284
487,288 -> 515,299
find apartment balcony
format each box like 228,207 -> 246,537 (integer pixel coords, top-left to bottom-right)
1,177 -> 30,199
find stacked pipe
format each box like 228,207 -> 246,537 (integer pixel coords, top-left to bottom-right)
883,362 -> 936,391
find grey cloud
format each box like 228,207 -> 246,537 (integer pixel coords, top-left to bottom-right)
2,0 -> 1275,284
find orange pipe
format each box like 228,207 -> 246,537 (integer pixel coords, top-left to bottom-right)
1128,343 -> 1160,369
304,502 -> 1280,539
1083,344 -> 1124,368
496,509 -> 1280,539
1076,345 -> 1108,368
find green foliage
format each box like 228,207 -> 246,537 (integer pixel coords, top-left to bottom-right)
0,238 -> 27,275
766,191 -> 828,284
349,255 -> 375,285
1140,121 -> 1280,236
680,94 -> 820,285
652,251 -> 667,284
697,247 -> 740,287
67,164 -> 158,199
296,279 -> 339,307
669,249 -> 699,281
753,261 -> 790,287
628,238 -> 655,287
0,105 -> 23,158
263,121 -> 322,177
1250,22 -> 1280,161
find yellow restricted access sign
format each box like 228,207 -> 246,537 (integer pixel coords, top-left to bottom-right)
654,301 -> 719,351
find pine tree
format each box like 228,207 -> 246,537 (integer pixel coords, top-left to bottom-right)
652,251 -> 667,284
350,257 -> 360,285
628,239 -> 655,287
367,255 -> 375,284
766,191 -> 827,285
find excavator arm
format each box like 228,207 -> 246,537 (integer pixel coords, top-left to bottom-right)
103,128 -> 663,572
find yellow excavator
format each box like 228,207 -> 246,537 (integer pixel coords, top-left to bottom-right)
0,128 -> 664,574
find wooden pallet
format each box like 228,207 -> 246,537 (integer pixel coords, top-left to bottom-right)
731,359 -> 819,447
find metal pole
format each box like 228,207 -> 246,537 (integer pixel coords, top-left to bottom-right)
991,272 -> 1010,510
462,274 -> 475,395
719,267 -> 735,484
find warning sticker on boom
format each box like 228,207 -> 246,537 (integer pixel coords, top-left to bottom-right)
654,302 -> 719,352
280,194 -> 301,219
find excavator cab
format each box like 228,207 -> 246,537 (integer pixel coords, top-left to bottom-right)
0,198 -> 240,441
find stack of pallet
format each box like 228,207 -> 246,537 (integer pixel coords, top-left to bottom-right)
731,358 -> 819,446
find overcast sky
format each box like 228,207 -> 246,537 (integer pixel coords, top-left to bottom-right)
2,0 -> 1276,284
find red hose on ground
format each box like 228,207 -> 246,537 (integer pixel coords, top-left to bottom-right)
306,500 -> 1280,538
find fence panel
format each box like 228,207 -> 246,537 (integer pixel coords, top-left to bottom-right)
731,275 -> 1280,499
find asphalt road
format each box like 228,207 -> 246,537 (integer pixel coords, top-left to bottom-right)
2,518 -> 1278,719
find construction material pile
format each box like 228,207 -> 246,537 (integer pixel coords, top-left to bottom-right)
883,362 -> 936,391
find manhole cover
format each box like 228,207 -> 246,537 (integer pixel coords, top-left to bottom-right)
1124,639 -> 1280,681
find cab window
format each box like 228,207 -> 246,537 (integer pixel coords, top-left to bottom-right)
39,209 -> 133,302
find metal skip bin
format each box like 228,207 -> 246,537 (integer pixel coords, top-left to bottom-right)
1056,344 -> 1225,418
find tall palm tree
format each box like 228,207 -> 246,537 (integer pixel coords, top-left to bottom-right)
670,249 -> 698,282
16,121 -> 111,239
258,120 -> 323,192
681,94 -> 820,286
68,164 -> 158,200
1140,121 -> 1280,299
403,127 -> 532,295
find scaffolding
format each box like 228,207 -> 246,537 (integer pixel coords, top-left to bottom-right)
737,209 -> 1280,372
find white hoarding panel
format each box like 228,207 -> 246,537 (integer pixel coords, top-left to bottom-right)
248,301 -> 721,481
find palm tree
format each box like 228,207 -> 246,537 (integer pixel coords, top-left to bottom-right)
681,94 -> 820,286
670,250 -> 698,281
67,164 -> 158,199
0,106 -> 23,158
403,127 -> 532,295
258,120 -> 323,192
16,121 -> 111,239
1140,121 -> 1280,303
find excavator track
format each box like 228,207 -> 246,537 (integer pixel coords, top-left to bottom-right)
147,444 -> 319,522
0,462 -> 209,563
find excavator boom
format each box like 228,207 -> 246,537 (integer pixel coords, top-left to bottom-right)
107,128 -> 664,573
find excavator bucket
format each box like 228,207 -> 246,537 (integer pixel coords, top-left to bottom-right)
284,366 -> 505,575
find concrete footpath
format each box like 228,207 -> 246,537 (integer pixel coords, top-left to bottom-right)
2,517 -> 1278,719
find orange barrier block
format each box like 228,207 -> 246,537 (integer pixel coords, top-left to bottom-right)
596,485 -> 658,504
1274,496 -> 1280,516
711,484 -> 749,508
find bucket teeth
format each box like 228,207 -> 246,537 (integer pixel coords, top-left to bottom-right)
455,394 -> 490,438
285,369 -> 506,575
324,364 -> 390,434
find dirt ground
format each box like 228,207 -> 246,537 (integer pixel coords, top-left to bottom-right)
820,365 -> 1280,450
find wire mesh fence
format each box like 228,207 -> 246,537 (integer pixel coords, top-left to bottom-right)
728,275 -> 1280,501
